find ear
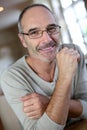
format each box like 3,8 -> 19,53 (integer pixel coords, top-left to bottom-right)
18,33 -> 27,48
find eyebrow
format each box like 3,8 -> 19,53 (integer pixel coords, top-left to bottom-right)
47,24 -> 57,27
28,27 -> 39,32
28,24 -> 57,32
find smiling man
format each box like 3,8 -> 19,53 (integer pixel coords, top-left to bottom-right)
1,4 -> 87,130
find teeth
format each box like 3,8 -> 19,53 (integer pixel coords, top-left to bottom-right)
43,46 -> 52,50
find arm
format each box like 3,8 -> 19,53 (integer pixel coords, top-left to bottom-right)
1,47 -> 80,130
45,47 -> 80,124
22,48 -> 80,123
22,45 -> 87,121
1,68 -> 65,130
21,95 -> 83,119
69,99 -> 83,118
21,80 -> 70,124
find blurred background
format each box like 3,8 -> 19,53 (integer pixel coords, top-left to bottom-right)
0,1 -> 87,130
0,0 -> 87,75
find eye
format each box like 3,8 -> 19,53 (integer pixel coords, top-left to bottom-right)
47,26 -> 57,33
29,30 -> 40,37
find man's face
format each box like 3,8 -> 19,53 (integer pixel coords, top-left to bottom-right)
20,6 -> 60,62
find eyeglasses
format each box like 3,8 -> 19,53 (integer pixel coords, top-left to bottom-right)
20,24 -> 61,39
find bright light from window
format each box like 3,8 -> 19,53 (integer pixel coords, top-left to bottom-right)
68,23 -> 87,54
72,0 -> 78,1
63,7 -> 87,54
51,0 -> 60,17
60,0 -> 72,8
74,1 -> 86,19
84,37 -> 87,45
64,7 -> 76,26
79,18 -> 87,35
68,23 -> 83,43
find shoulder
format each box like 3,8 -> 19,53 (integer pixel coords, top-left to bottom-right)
0,56 -> 27,82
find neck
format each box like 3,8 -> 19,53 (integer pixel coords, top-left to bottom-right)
26,56 -> 56,82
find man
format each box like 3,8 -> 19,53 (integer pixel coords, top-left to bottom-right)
1,4 -> 87,130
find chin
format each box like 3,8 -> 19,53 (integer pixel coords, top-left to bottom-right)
32,53 -> 56,62
39,55 -> 56,63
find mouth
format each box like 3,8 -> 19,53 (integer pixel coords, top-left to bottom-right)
37,41 -> 56,53
39,46 -> 56,53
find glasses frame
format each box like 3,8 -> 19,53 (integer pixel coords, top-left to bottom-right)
19,24 -> 61,39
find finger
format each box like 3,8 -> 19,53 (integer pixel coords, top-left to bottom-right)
61,48 -> 80,62
20,93 -> 38,101
29,114 -> 42,119
20,94 -> 32,101
68,50 -> 80,61
23,96 -> 41,107
26,110 -> 43,119
60,47 -> 69,52
23,98 -> 35,107
68,49 -> 78,55
24,105 -> 34,113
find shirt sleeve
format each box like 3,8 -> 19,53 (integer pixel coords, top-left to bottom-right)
73,46 -> 87,119
77,64 -> 87,118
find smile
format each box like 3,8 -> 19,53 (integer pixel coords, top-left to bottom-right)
39,45 -> 56,54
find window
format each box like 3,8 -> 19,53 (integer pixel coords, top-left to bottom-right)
59,0 -> 87,54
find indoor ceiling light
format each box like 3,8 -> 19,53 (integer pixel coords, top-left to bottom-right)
0,6 -> 4,12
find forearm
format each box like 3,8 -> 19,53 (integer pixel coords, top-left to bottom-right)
68,99 -> 83,118
46,79 -> 72,125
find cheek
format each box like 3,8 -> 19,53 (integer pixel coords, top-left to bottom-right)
26,40 -> 38,52
27,44 -> 35,51
51,34 -> 60,43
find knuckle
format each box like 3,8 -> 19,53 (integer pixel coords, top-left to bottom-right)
23,107 -> 26,112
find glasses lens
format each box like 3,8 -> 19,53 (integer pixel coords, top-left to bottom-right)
29,29 -> 41,38
47,25 -> 60,35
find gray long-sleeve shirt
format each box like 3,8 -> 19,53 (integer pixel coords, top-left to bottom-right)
1,44 -> 87,130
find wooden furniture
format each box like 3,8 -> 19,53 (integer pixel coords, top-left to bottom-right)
0,118 -> 4,130
64,119 -> 87,130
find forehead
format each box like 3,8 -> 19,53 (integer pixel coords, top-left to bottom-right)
21,6 -> 56,30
